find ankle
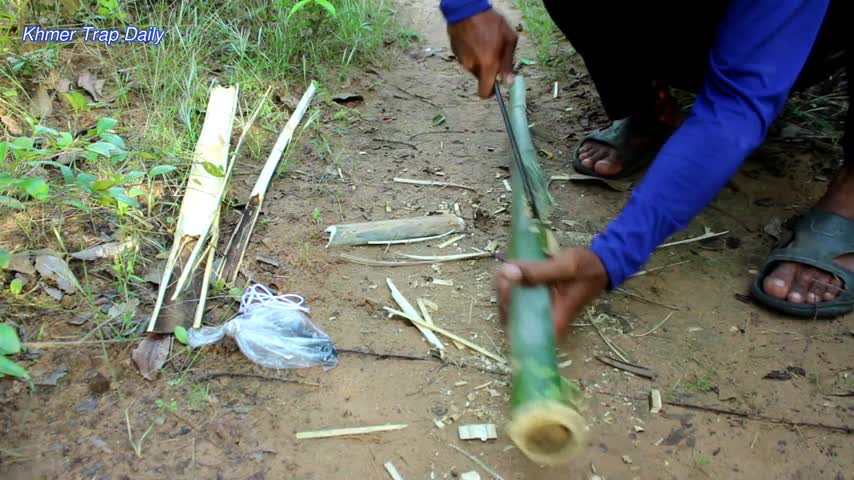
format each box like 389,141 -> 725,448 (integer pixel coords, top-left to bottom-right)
817,163 -> 854,219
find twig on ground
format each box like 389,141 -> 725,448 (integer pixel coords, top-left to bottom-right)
192,371 -> 321,386
594,390 -> 853,434
632,261 -> 691,277
595,355 -> 657,379
658,228 -> 729,249
587,311 -> 631,363
616,288 -> 682,311
409,130 -> 467,139
449,444 -> 505,480
631,312 -> 674,337
393,177 -> 476,191
372,138 -> 417,150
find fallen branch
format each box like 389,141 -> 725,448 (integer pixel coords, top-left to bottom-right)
192,371 -> 321,386
296,424 -> 408,440
393,177 -> 476,192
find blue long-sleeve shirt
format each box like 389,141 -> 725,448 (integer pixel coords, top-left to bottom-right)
441,0 -> 830,287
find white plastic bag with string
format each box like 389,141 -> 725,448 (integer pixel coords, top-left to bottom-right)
188,284 -> 337,370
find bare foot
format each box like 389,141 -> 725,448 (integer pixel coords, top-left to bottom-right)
762,163 -> 854,303
578,86 -> 682,177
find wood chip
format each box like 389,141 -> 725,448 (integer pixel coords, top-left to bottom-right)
649,389 -> 662,414
458,424 -> 497,442
384,461 -> 405,480
437,234 -> 466,249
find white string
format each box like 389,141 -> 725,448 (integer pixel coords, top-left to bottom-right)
239,283 -> 309,314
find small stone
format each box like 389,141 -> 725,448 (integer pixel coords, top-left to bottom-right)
633,425 -> 644,433
622,454 -> 633,464
460,472 -> 481,480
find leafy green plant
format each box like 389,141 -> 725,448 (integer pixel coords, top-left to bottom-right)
0,119 -> 156,211
174,326 -> 189,345
8,279 -> 23,296
0,323 -> 29,380
284,0 -> 337,20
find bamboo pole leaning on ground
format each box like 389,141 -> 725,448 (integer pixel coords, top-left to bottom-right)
147,85 -> 239,333
503,78 -> 586,465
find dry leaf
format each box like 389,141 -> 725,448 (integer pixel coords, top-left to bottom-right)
132,335 -> 171,381
71,239 -> 137,261
32,86 -> 53,117
1,114 -> 23,135
78,70 -> 105,101
35,253 -> 81,293
7,254 -> 35,275
763,217 -> 783,240
56,78 -> 72,93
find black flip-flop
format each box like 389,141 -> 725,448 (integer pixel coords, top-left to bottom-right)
572,117 -> 674,180
751,210 -> 854,318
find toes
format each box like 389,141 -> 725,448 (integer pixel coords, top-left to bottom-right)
824,276 -> 844,300
593,150 -> 623,176
806,271 -> 830,303
786,267 -> 818,303
763,262 -> 797,299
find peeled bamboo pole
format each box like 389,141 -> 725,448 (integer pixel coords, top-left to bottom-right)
502,79 -> 586,465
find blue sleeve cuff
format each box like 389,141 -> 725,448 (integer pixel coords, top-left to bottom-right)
440,0 -> 491,23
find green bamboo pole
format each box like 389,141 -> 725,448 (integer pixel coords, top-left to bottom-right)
504,78 -> 586,465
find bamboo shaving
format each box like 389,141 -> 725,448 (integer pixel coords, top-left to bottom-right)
296,424 -> 408,440
436,234 -> 466,249
387,279 -> 444,350
393,177 -> 476,191
340,251 -> 492,267
367,230 -> 456,246
658,228 -> 728,249
385,307 -> 507,364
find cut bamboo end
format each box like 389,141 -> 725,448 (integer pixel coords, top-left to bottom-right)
507,400 -> 586,466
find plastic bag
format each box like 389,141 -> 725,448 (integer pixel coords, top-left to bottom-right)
189,284 -> 337,370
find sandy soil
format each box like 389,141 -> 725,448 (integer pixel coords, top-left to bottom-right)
1,0 -> 852,479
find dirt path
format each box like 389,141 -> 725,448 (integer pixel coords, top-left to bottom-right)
2,0 -> 853,479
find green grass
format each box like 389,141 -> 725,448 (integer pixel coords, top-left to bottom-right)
0,0 -> 398,351
513,0 -> 573,68
685,369 -> 717,394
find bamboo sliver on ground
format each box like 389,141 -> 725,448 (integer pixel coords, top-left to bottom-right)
503,77 -> 586,465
